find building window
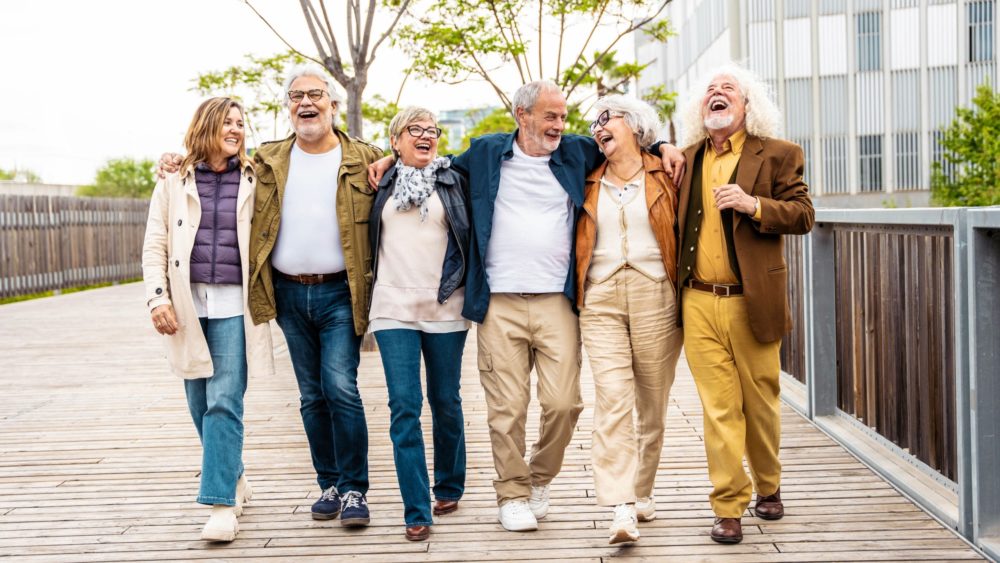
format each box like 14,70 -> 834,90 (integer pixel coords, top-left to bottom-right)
859,135 -> 883,192
931,130 -> 956,183
856,12 -> 882,71
969,0 -> 995,62
822,137 -> 849,194
894,132 -> 921,190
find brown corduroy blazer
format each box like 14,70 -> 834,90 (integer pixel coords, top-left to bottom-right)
575,151 -> 680,310
677,134 -> 815,343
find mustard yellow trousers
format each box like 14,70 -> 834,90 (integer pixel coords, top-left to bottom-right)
682,287 -> 782,518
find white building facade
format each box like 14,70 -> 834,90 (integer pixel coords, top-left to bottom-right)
636,0 -> 996,204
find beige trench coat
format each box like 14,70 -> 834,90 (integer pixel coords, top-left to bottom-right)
141,165 -> 275,379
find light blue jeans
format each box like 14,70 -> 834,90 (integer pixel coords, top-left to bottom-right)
184,315 -> 248,506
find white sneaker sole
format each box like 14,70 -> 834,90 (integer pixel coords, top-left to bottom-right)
636,511 -> 655,522
500,518 -> 539,532
609,527 -> 640,544
201,522 -> 238,542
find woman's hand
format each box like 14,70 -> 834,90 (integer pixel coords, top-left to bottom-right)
151,304 -> 179,335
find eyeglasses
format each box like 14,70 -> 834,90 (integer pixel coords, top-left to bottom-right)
589,109 -> 622,133
287,89 -> 328,103
405,125 -> 443,139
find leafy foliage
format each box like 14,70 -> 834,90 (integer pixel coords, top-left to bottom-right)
192,51 -> 306,145
931,82 -> 1000,207
0,167 -> 41,182
77,158 -> 156,199
641,84 -> 678,143
397,0 -> 675,114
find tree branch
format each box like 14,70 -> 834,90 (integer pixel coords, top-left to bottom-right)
245,1 -> 323,66
564,0 -> 609,88
538,1 -> 544,79
369,0 -> 413,63
488,2 -> 527,83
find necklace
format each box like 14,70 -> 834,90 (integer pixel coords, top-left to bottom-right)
608,161 -> 644,183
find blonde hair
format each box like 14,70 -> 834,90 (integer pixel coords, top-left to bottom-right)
180,97 -> 249,173
388,106 -> 438,158
679,63 -> 783,148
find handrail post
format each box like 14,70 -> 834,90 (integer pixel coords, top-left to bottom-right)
807,219 -> 837,417
952,210 -> 973,540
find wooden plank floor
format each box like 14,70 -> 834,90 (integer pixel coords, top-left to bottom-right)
0,283 -> 984,562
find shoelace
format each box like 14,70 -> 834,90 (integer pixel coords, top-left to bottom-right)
507,501 -> 533,517
530,485 -> 549,502
342,491 -> 364,509
320,486 -> 339,501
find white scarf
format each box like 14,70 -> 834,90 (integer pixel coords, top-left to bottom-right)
392,157 -> 450,222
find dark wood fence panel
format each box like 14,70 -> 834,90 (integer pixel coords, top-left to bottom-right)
781,234 -> 807,383
0,195 -> 149,299
833,224 -> 956,482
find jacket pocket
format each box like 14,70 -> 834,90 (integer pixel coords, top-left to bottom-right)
767,264 -> 787,273
477,347 -> 493,373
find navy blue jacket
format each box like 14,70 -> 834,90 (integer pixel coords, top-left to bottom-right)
450,131 -> 604,323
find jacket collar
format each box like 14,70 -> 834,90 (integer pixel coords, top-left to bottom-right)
583,152 -> 668,217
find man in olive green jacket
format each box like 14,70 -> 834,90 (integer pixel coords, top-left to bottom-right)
247,65 -> 382,527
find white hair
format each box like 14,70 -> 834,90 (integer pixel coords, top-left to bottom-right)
679,63 -> 783,148
282,63 -> 344,106
592,95 -> 663,147
511,80 -> 562,118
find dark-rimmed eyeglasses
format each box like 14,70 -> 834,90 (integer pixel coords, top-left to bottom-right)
287,89 -> 328,103
589,109 -> 623,133
406,125 -> 443,139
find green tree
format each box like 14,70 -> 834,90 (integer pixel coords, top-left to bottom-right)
193,51 -> 306,145
77,158 -> 156,199
931,82 -> 1000,207
244,0 -> 413,137
0,167 -> 41,182
397,0 -> 674,114
459,108 -> 516,151
641,84 -> 678,144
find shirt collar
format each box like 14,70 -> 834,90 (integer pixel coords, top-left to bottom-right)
705,128 -> 747,157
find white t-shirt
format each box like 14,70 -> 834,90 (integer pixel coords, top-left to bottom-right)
271,144 -> 346,275
484,140 -> 573,293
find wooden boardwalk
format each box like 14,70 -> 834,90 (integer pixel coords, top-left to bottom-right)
0,283 -> 985,562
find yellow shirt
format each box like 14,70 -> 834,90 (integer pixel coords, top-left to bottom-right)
693,130 -> 747,285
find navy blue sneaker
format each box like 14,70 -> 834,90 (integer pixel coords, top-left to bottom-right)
340,490 -> 370,527
311,486 -> 341,520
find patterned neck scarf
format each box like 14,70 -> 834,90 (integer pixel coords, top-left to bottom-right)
392,157 -> 450,222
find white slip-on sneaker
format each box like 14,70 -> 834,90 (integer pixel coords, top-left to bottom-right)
528,484 -> 550,519
635,496 -> 656,522
609,503 -> 640,544
498,500 -> 539,532
201,505 -> 239,542
234,474 -> 253,517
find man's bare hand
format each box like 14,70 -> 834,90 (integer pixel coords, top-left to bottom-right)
713,184 -> 757,215
151,304 -> 179,335
658,143 -> 686,186
367,156 -> 396,190
156,153 -> 183,179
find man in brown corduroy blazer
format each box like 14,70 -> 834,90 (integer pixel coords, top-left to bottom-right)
675,64 -> 814,544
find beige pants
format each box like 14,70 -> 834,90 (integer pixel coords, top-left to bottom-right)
682,287 -> 782,518
580,268 -> 683,506
477,293 -> 584,505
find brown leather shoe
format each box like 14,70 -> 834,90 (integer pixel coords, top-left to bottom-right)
405,525 -> 430,541
710,517 -> 743,544
754,488 -> 784,520
433,499 -> 459,516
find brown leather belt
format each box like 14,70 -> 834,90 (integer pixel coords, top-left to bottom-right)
277,270 -> 347,285
686,279 -> 743,297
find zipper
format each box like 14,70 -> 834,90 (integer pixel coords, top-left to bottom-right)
210,172 -> 222,282
440,183 -> 466,304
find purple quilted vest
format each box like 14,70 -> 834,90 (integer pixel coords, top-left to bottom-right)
189,157 -> 242,285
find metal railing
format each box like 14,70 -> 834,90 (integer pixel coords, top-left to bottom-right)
780,207 -> 999,559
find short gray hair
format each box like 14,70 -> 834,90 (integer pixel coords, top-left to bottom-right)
282,63 -> 344,107
388,106 -> 438,158
511,80 -> 562,117
592,95 -> 662,147
679,62 -> 783,147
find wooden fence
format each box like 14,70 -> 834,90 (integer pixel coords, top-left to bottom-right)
781,234 -> 807,384
0,195 -> 149,299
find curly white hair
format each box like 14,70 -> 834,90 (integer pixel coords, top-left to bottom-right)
678,63 -> 783,148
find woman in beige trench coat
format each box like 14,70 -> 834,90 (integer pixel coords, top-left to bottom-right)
141,97 -> 273,543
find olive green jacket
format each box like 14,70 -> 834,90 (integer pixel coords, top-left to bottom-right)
247,129 -> 383,335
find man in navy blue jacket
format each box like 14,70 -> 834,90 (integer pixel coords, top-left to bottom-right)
371,81 -> 684,532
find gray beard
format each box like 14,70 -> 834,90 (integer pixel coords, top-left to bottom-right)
704,115 -> 734,131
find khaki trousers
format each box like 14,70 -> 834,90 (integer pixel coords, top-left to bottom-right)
477,293 -> 584,505
682,287 -> 782,518
580,268 -> 683,506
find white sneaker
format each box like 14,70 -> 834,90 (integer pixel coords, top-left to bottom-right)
528,484 -> 550,519
201,505 -> 239,542
498,500 -> 539,532
608,503 -> 640,544
635,496 -> 656,522
234,474 -> 253,517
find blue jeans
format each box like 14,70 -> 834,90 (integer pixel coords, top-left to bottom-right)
274,277 -> 369,494
374,329 -> 467,526
184,315 -> 248,506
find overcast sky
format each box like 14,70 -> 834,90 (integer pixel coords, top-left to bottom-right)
0,0 -> 505,185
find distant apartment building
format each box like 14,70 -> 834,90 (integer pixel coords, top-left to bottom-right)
636,0 -> 997,205
438,107 -> 499,152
